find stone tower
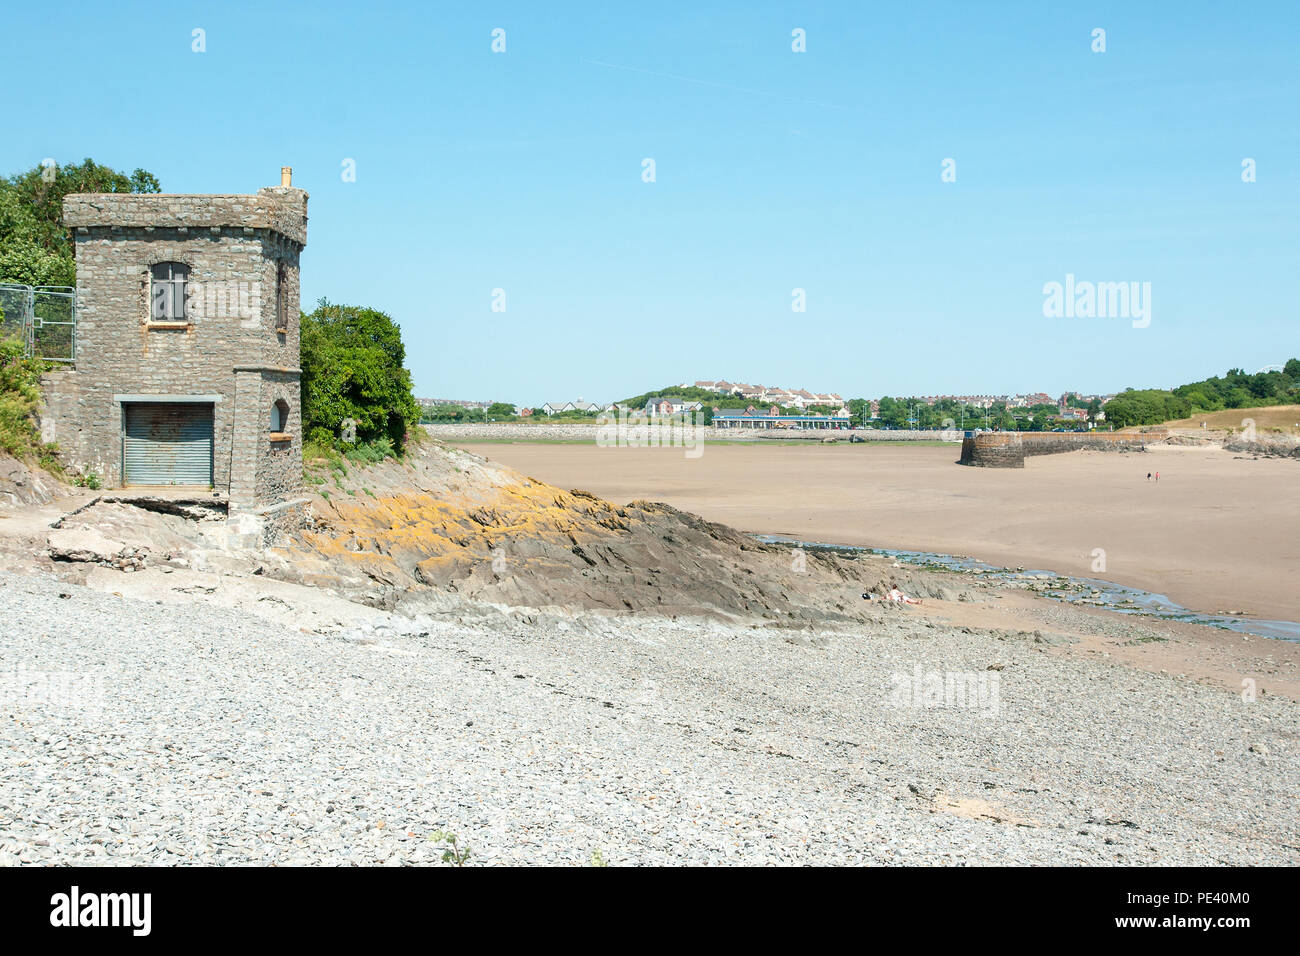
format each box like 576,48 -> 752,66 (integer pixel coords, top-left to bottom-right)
42,170 -> 308,524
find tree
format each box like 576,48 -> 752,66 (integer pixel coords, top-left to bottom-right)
876,396 -> 907,428
1102,389 -> 1186,428
485,402 -> 516,419
847,397 -> 869,427
1225,387 -> 1252,409
300,299 -> 420,453
0,158 -> 161,287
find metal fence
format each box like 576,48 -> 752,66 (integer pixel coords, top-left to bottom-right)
0,283 -> 76,363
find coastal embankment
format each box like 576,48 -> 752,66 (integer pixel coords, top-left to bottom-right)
424,423 -> 958,443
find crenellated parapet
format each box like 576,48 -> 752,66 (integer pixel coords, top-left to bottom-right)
63,186 -> 308,248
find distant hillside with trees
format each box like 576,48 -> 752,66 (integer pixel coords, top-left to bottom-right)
610,360 -> 1300,433
618,385 -> 759,409
1105,360 -> 1300,428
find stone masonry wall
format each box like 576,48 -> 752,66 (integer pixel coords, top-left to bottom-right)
1021,429 -> 1166,457
959,432 -> 1024,467
960,429 -> 1167,467
252,368 -> 302,504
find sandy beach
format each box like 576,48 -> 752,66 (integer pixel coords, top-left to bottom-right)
454,441 -> 1300,623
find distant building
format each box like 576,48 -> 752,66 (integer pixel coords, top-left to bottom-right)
538,399 -> 602,415
644,397 -> 703,417
690,380 -> 844,408
713,408 -> 849,430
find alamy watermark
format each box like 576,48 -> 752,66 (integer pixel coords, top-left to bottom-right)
1042,274 -> 1150,328
50,886 -> 151,936
174,280 -> 262,327
889,664 -> 1000,718
1,664 -> 104,714
596,408 -> 705,459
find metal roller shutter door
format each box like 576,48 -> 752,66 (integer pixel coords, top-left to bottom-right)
123,403 -> 214,486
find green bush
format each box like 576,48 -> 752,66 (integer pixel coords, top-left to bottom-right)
1103,390 -> 1189,428
343,436 -> 394,464
0,335 -> 59,468
300,299 -> 419,456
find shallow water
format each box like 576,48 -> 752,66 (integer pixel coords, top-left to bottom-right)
754,534 -> 1300,643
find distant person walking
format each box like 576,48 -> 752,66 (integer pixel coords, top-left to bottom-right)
1146,472 -> 1152,481
1155,471 -> 1160,482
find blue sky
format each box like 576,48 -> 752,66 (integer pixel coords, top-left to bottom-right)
5,1 -> 1297,403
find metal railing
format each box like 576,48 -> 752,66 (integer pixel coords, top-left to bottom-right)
0,283 -> 76,363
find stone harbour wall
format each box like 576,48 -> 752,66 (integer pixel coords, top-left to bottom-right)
958,432 -> 1025,468
960,429 -> 1167,467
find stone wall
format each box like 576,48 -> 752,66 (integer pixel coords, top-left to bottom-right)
960,429 -> 1167,467
228,366 -> 302,505
423,423 -> 964,443
253,368 -> 302,504
44,186 -> 306,509
958,432 -> 1024,467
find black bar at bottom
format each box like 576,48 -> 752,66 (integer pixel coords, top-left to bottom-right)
0,866 -> 1276,943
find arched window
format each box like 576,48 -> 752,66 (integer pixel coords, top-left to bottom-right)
270,399 -> 289,433
150,262 -> 189,322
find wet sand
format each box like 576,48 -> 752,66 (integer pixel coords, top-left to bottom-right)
455,442 -> 1300,623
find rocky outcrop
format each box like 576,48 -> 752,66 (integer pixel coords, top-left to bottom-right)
0,456 -> 65,510
267,439 -> 948,622
23,439 -> 965,625
46,501 -> 207,571
1224,435 -> 1300,459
